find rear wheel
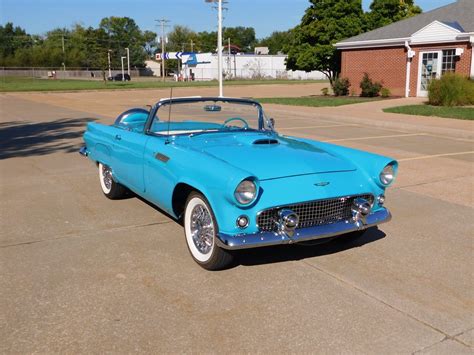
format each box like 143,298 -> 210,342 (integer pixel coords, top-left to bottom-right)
98,163 -> 127,199
184,192 -> 233,270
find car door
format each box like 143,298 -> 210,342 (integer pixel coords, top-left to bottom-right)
111,128 -> 149,193
142,136 -> 177,215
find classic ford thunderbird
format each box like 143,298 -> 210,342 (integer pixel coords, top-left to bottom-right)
80,97 -> 397,270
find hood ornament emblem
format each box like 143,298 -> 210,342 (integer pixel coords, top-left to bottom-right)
314,182 -> 330,187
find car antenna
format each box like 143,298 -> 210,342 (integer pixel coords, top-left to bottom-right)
165,87 -> 173,144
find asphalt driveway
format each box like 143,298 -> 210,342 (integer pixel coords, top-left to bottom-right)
1,89 -> 472,353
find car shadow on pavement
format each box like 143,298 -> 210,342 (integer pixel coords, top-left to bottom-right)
234,227 -> 386,268
0,118 -> 96,160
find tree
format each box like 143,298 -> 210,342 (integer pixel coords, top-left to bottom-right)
99,16 -> 149,68
285,0 -> 364,86
223,27 -> 256,52
167,25 -> 198,52
0,23 -> 33,66
367,0 -> 422,30
257,30 -> 294,55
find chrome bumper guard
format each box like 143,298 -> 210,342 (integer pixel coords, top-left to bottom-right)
79,146 -> 89,157
216,208 -> 391,250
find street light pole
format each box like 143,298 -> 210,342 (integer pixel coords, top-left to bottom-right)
217,0 -> 223,96
206,0 -> 226,97
108,50 -> 112,78
121,56 -> 126,81
125,47 -> 130,76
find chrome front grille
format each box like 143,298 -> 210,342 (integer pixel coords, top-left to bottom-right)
256,194 -> 374,232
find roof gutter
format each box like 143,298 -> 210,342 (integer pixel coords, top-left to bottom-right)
335,37 -> 409,50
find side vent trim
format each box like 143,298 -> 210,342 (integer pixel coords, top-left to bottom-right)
253,139 -> 279,145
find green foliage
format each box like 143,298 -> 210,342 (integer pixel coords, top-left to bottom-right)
167,25 -> 198,52
0,19 -> 155,69
428,73 -> 474,107
367,0 -> 422,30
360,73 -> 382,97
321,87 -> 330,96
257,30 -> 294,55
380,87 -> 391,98
224,27 -> 256,52
332,77 -> 351,96
258,96 -> 378,107
383,105 -> 474,120
285,0 -> 365,86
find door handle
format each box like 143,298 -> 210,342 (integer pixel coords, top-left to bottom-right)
155,152 -> 170,163
114,134 -> 121,140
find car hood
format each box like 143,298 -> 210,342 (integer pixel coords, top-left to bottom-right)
178,132 -> 357,180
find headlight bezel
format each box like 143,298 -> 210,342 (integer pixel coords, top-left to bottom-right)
234,179 -> 258,205
379,164 -> 395,186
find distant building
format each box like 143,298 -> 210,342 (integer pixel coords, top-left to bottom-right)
254,47 -> 270,55
163,53 -> 326,81
335,0 -> 473,97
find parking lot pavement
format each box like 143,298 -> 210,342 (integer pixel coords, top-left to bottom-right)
1,91 -> 473,353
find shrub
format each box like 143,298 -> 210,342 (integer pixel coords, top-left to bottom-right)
380,87 -> 391,98
332,77 -> 350,96
321,87 -> 329,96
428,73 -> 474,106
360,73 -> 382,97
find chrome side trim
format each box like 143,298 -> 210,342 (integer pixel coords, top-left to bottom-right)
216,208 -> 391,250
79,146 -> 89,157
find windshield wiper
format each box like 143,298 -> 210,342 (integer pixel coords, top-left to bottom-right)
189,129 -> 220,138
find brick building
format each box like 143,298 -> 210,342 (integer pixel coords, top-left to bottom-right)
335,0 -> 474,97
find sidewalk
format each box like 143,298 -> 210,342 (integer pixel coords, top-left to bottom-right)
266,98 -> 474,140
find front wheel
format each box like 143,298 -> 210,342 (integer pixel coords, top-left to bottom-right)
98,163 -> 127,199
184,192 -> 233,270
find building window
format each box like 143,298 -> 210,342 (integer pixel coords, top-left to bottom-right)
442,49 -> 456,74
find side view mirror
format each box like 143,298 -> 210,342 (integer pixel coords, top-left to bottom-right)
269,118 -> 275,128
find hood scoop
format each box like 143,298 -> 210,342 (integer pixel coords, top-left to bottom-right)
253,138 -> 279,145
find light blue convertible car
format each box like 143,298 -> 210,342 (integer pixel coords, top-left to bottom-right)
80,97 -> 397,270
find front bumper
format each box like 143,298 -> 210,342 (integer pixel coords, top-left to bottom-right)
216,208 -> 391,250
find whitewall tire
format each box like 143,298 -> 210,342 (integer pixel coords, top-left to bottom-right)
184,192 -> 233,270
98,163 -> 126,199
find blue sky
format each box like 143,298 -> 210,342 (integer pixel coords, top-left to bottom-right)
1,0 -> 456,38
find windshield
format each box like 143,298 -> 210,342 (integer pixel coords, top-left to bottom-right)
149,99 -> 271,136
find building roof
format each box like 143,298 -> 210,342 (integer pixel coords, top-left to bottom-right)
338,0 -> 474,44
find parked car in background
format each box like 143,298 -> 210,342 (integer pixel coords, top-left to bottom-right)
80,97 -> 397,270
108,73 -> 131,81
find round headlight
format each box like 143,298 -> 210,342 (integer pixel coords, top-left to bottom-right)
380,165 -> 395,185
234,180 -> 257,205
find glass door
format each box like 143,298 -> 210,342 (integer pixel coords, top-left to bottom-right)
418,51 -> 442,97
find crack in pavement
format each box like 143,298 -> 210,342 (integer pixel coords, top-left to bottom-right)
300,260 -> 471,351
394,174 -> 473,190
0,220 -> 174,249
412,327 -> 474,354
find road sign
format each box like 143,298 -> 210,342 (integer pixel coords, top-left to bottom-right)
155,53 -> 161,60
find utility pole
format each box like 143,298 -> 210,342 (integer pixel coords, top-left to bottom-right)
125,47 -> 130,76
190,40 -> 194,52
155,18 -> 170,82
61,34 -> 66,71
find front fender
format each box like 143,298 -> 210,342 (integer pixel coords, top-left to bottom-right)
293,137 -> 398,188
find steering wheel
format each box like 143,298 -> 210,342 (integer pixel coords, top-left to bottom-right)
222,117 -> 249,129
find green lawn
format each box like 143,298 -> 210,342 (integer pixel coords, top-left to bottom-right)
0,76 -> 327,92
383,105 -> 474,120
258,96 -> 380,107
